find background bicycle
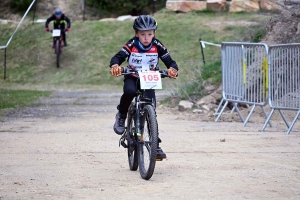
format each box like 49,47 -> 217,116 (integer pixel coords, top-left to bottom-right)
49,29 -> 66,68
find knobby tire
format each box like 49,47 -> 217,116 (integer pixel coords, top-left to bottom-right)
55,40 -> 60,68
138,104 -> 158,180
126,103 -> 138,171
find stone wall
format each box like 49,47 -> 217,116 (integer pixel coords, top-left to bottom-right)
166,0 -> 281,13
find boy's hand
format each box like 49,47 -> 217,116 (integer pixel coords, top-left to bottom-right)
168,67 -> 178,78
110,64 -> 122,76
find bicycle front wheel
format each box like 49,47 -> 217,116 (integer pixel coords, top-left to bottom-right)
126,103 -> 138,171
55,40 -> 60,68
138,104 -> 158,180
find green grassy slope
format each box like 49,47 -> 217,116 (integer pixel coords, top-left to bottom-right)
0,11 -> 270,90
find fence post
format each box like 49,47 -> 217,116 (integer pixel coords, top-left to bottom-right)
82,0 -> 85,21
152,0 -> 156,14
4,48 -> 7,80
32,0 -> 38,24
199,39 -> 206,65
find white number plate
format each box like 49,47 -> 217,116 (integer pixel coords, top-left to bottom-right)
52,29 -> 61,37
138,71 -> 162,89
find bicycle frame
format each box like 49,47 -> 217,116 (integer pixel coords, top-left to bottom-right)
120,86 -> 154,148
134,90 -> 155,137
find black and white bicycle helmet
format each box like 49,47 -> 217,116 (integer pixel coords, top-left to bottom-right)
133,15 -> 157,31
54,8 -> 62,18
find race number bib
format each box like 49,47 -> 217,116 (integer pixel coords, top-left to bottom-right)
52,29 -> 61,37
138,71 -> 162,89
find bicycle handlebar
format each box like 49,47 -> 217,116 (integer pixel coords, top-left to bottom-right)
121,67 -> 174,79
49,29 -> 68,33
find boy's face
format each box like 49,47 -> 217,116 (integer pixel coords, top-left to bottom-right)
135,30 -> 155,46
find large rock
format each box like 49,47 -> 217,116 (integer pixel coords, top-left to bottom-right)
195,85 -> 222,113
117,15 -> 132,21
99,18 -> 117,22
229,0 -> 260,12
166,1 -> 207,12
166,0 -> 282,13
260,0 -> 280,11
178,100 -> 194,111
207,0 -> 228,12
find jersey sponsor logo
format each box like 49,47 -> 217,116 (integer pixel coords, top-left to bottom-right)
132,58 -> 142,64
153,40 -> 166,50
161,52 -> 170,59
128,42 -> 133,47
132,53 -> 142,57
149,64 -> 156,70
147,58 -> 156,64
128,51 -> 158,71
121,48 -> 129,55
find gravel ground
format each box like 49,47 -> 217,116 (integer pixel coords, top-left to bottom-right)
1,89 -> 300,200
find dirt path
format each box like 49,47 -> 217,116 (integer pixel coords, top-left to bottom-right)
52,0 -> 72,17
1,89 -> 300,199
36,0 -> 81,20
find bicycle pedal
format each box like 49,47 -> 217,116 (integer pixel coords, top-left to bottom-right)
156,158 -> 163,161
119,132 -> 128,148
120,140 -> 128,148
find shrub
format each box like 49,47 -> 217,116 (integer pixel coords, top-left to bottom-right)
10,0 -> 33,11
86,0 -> 153,16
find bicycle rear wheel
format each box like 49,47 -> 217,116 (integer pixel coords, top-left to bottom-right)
55,40 -> 60,68
138,104 -> 158,180
126,103 -> 138,171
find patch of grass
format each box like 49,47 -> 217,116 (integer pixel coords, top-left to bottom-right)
251,26 -> 267,42
195,8 -> 216,14
0,89 -> 51,110
0,11 -> 272,108
201,60 -> 222,85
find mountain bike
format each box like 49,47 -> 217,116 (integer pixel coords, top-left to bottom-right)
119,68 -> 172,180
50,29 -> 65,68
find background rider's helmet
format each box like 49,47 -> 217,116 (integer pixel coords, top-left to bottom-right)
54,8 -> 62,19
133,15 -> 157,31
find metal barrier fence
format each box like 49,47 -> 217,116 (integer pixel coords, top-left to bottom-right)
262,43 -> 300,134
200,40 -> 300,133
215,42 -> 271,127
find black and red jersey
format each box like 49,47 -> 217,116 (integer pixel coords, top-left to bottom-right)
45,14 -> 71,30
110,37 -> 178,72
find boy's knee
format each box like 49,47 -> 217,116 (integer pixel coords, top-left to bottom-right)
124,90 -> 136,98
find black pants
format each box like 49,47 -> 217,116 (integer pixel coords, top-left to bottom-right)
62,31 -> 67,44
118,75 -> 156,115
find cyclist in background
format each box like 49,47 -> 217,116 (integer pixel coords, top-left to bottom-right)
109,15 -> 179,159
45,8 -> 71,47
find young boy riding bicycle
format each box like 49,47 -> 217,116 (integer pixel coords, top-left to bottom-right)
45,8 -> 71,47
109,15 -> 179,160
